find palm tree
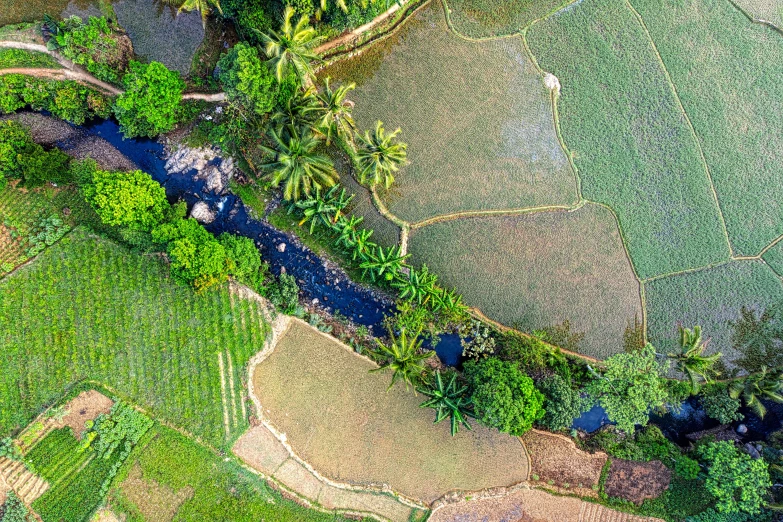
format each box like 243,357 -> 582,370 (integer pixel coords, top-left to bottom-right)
668,325 -> 722,393
261,125 -> 338,201
271,86 -> 319,134
371,328 -> 433,390
257,6 -> 322,82
313,78 -> 356,146
167,0 -> 222,27
418,371 -> 475,436
729,366 -> 783,418
356,121 -> 407,188
392,264 -> 437,305
294,186 -> 353,233
359,244 -> 409,282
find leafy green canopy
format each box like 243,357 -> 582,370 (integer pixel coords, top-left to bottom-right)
696,441 -> 771,515
217,42 -> 277,115
55,16 -> 129,84
114,61 -> 185,138
0,120 -> 71,188
586,343 -> 669,434
83,168 -> 168,230
537,374 -> 583,431
464,358 -> 544,436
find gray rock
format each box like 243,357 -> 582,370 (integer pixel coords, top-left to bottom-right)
744,443 -> 761,459
277,243 -> 286,253
189,201 -> 216,224
203,165 -> 226,194
736,424 -> 748,434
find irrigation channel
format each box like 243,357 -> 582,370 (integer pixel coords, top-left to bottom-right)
64,117 -> 781,444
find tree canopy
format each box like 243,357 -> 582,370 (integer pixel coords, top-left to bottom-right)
83,169 -> 168,231
696,441 -> 771,515
114,61 -> 185,138
217,42 -> 277,116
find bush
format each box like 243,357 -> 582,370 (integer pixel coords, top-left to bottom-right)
83,169 -> 168,230
498,332 -> 572,382
0,120 -> 70,187
537,374 -> 583,431
218,43 -> 277,116
268,272 -> 300,313
696,440 -> 771,515
0,120 -> 33,187
0,491 -> 31,522
221,0 -> 273,44
0,75 -> 111,124
701,387 -> 744,424
55,16 -> 130,84
674,456 -> 700,480
114,61 -> 184,138
219,232 -> 268,291
463,358 -> 544,436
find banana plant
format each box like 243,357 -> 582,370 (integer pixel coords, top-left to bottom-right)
334,215 -> 364,250
418,371 -> 475,436
359,244 -> 409,282
392,264 -> 438,305
293,185 -> 353,233
431,286 -> 467,315
370,327 -> 433,390
351,229 -> 376,261
729,366 -> 783,418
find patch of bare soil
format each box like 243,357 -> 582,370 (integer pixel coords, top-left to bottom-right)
0,476 -> 10,505
120,463 -> 193,522
604,459 -> 671,505
92,507 -> 123,522
522,430 -> 606,496
58,390 -> 114,439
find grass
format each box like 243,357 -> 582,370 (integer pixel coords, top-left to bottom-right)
408,203 -> 642,359
444,0 -> 572,38
526,0 -> 730,280
109,424 -> 360,522
763,240 -> 783,276
252,319 -> 529,504
0,228 -> 268,447
320,1 -> 577,224
631,0 -> 783,257
645,260 -> 783,369
0,48 -> 60,69
731,0 -> 783,30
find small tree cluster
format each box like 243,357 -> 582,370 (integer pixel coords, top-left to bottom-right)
114,61 -> 185,138
217,42 -> 277,115
83,168 -> 169,230
0,120 -> 70,188
696,441 -> 771,515
0,75 -> 111,124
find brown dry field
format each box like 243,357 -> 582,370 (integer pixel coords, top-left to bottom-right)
120,463 -> 193,522
604,459 -> 671,505
58,390 -> 114,439
252,320 -> 529,504
408,203 -> 643,359
522,430 -> 606,495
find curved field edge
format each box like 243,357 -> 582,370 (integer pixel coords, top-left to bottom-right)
630,0 -> 783,257
441,0 -> 574,39
645,260 -> 783,370
525,0 -> 730,280
0,228 -> 267,447
320,1 -> 578,225
250,318 -> 529,505
407,203 -> 643,360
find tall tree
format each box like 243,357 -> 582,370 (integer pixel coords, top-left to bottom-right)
668,325 -> 722,393
261,125 -> 338,201
729,366 -> 783,418
371,328 -> 433,390
313,78 -> 356,146
257,6 -> 322,82
356,121 -> 407,188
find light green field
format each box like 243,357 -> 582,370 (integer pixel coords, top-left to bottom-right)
408,204 -> 642,359
526,0 -> 730,280
443,0 -> 571,38
321,1 -> 577,224
645,260 -> 783,371
733,0 -> 783,29
0,228 -> 267,447
763,241 -> 783,276
253,319 -> 529,504
631,0 -> 783,257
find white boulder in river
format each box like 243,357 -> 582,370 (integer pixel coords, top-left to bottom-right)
190,201 -> 216,224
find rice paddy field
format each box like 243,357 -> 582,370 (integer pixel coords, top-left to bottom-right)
443,0 -> 571,37
0,228 -> 268,448
733,0 -> 783,29
321,1 -> 577,225
252,319 -> 529,504
408,204 -> 642,359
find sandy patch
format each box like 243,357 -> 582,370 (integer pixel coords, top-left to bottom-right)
92,507 -> 123,522
522,430 -> 606,496
120,463 -> 193,522
58,390 -> 114,439
604,459 -> 671,505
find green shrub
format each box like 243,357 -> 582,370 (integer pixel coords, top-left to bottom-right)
696,440 -> 771,515
463,358 -> 544,436
498,332 -> 572,382
0,75 -> 111,124
83,169 -> 168,230
221,0 -> 273,44
219,232 -> 269,292
0,491 -> 31,522
114,61 -> 184,138
55,16 -> 129,84
268,272 -> 300,313
701,387 -> 744,424
0,120 -> 71,187
0,120 -> 32,187
218,42 -> 277,115
286,0 -> 315,17
0,437 -> 21,461
537,374 -> 583,431
674,456 -> 700,480
686,508 -> 774,522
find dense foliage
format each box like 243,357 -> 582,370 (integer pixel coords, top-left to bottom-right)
217,42 -> 277,115
696,441 -> 771,515
0,75 -> 111,124
463,358 -> 544,436
114,61 -> 184,138
417,370 -> 474,436
586,344 -> 669,434
0,120 -> 71,188
0,492 -> 31,522
701,386 -> 744,424
537,374 -> 583,431
83,168 -> 168,230
54,16 -> 131,84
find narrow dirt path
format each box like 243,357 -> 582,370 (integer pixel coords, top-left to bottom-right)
314,0 -> 413,54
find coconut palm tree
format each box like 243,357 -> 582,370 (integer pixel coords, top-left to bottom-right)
313,78 -> 356,146
392,264 -> 437,305
261,125 -> 338,201
371,328 -> 433,390
418,371 -> 475,436
356,121 -> 407,188
166,0 -> 222,27
729,366 -> 783,418
359,244 -> 409,282
271,85 -> 319,135
257,6 -> 322,82
668,325 -> 722,393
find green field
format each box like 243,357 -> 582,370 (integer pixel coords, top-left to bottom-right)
0,228 -> 267,447
109,424 -> 359,521
408,203 -> 642,359
646,260 -> 783,370
632,0 -> 783,257
321,2 -> 577,224
733,0 -> 783,30
253,319 -> 529,504
526,0 -> 730,280
444,0 -> 571,38
763,240 -> 783,276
